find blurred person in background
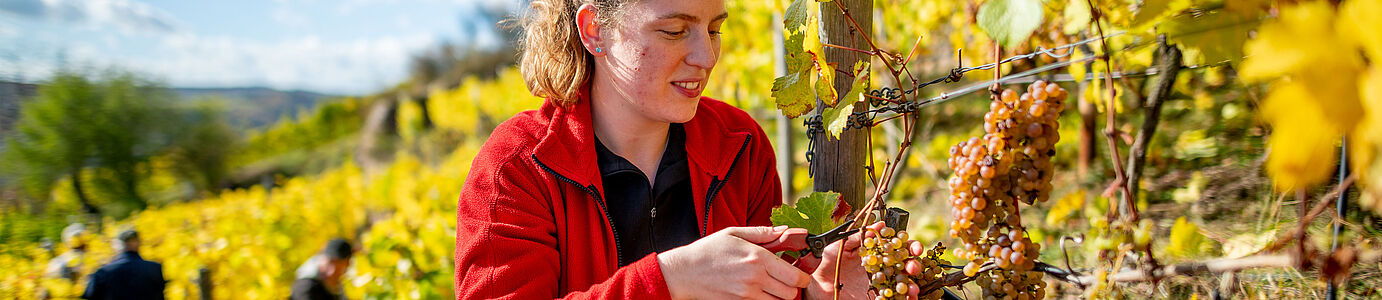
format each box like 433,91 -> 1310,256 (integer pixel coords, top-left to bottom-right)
82,229 -> 166,300
291,238 -> 354,300
454,0 -> 875,298
46,223 -> 88,281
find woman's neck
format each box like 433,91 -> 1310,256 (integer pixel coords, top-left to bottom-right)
590,83 -> 670,184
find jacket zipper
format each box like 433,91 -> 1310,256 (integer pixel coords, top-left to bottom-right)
701,134 -> 754,236
532,155 -> 627,266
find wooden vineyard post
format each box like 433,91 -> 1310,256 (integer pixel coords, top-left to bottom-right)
812,0 -> 872,213
198,267 -> 213,300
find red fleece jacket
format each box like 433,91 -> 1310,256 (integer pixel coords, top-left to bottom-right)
454,92 -> 782,299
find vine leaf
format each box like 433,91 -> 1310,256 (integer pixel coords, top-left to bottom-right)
1062,0 -> 1090,34
783,0 -> 809,33
1164,217 -> 1215,258
805,10 -> 838,107
1158,11 -> 1255,66
977,0 -> 1044,49
773,0 -> 831,118
772,18 -> 814,118
821,101 -> 853,140
821,62 -> 868,139
1044,189 -> 1085,226
771,191 -> 842,235
1130,0 -> 1190,30
1068,50 -> 1087,82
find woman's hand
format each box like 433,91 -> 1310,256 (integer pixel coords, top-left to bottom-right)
659,226 -> 812,300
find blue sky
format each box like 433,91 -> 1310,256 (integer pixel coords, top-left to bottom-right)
0,0 -> 517,95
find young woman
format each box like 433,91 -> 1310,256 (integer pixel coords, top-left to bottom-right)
454,0 -> 877,298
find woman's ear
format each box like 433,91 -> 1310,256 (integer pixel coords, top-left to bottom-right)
575,4 -> 605,56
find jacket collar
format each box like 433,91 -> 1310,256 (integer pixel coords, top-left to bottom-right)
530,87 -> 751,194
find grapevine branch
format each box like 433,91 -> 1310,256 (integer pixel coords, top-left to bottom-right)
790,0 -> 1281,297
1085,0 -> 1138,223
804,14 -> 1260,137
1258,175 -> 1358,255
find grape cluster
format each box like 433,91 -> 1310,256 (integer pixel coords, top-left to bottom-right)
945,81 -> 1068,299
861,227 -> 949,300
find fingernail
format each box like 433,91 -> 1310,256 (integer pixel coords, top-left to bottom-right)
774,225 -> 788,231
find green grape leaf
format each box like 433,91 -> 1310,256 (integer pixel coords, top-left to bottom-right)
784,0 -> 810,33
977,0 -> 1044,49
772,28 -> 816,118
771,191 -> 842,234
1158,11 -> 1255,66
821,98 -> 853,139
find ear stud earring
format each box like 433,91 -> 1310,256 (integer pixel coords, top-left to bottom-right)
595,47 -> 602,53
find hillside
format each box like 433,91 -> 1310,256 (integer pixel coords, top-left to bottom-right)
0,81 -> 337,135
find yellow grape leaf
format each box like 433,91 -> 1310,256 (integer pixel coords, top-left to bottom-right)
1045,189 -> 1086,226
822,63 -> 869,139
1339,0 -> 1382,61
1172,171 -> 1204,204
1299,67 -> 1365,131
1223,230 -> 1276,258
805,7 -> 838,106
1173,130 -> 1217,160
1261,81 -> 1342,191
1164,217 -> 1212,258
1240,1 -> 1361,82
1084,76 -> 1124,114
1069,50 -> 1087,83
1063,0 -> 1091,34
1354,68 -> 1382,215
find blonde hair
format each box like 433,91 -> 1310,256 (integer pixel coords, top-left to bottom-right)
517,0 -> 630,106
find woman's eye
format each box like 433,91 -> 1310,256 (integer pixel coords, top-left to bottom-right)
660,30 -> 687,38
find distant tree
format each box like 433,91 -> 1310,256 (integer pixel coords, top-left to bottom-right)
0,71 -> 236,216
167,100 -> 237,194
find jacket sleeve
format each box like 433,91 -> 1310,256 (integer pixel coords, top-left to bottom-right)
455,156 -> 672,300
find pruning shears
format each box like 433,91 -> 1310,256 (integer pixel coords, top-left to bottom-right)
762,220 -> 860,258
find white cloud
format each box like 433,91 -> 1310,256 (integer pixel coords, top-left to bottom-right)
271,7 -> 309,28
0,0 -> 180,34
137,33 -> 437,94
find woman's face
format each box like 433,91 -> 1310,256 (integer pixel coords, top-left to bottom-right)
592,0 -> 726,124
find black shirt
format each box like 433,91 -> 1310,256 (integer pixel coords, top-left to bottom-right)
594,123 -> 700,267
